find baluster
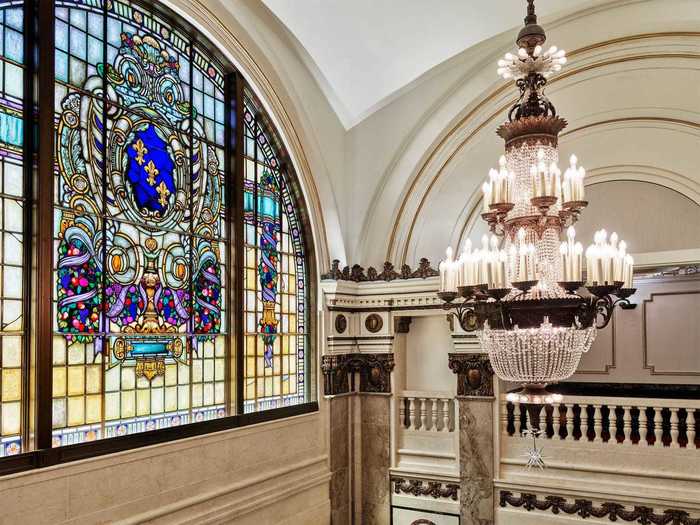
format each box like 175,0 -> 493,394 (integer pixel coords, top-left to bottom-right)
565,403 -> 574,441
670,408 -> 679,448
501,402 -> 510,435
399,398 -> 407,428
622,406 -> 632,445
553,403 -> 561,439
431,398 -> 439,432
408,397 -> 416,430
420,398 -> 428,431
442,398 -> 451,432
639,406 -> 648,446
687,410 -> 696,449
654,407 -> 664,447
593,405 -> 603,442
514,402 -> 522,435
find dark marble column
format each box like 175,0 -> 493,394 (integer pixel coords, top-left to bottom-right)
360,394 -> 391,525
329,396 -> 351,525
449,353 -> 496,525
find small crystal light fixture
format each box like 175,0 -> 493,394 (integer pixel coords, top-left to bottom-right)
437,0 -> 638,403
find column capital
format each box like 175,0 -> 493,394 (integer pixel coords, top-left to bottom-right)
448,353 -> 494,397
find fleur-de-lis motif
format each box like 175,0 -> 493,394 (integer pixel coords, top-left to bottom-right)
132,138 -> 148,166
144,160 -> 159,186
156,180 -> 170,207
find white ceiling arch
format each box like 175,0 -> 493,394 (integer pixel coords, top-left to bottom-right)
261,0 -> 594,129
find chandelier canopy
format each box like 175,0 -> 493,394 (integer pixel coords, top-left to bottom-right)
437,0 -> 636,401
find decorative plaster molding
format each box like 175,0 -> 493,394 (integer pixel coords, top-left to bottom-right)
576,316 -> 616,375
381,31 -> 700,263
321,258 -> 438,282
638,265 -> 699,279
321,353 -> 395,395
448,353 -> 494,397
499,490 -> 700,524
392,476 -> 459,501
643,291 -> 700,376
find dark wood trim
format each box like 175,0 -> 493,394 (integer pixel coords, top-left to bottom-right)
224,72 -> 235,414
499,490 -> 700,524
0,402 -> 318,475
233,72 -> 245,415
21,0 -> 37,453
34,0 -> 55,452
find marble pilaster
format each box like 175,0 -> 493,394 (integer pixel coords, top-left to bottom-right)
329,395 -> 351,525
360,394 -> 391,525
459,398 -> 495,525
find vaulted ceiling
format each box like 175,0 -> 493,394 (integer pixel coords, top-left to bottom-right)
261,0 -> 591,128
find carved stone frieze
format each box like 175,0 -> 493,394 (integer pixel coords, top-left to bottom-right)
392,477 -> 459,501
321,353 -> 395,395
448,353 -> 494,397
321,354 -> 350,396
499,491 -> 700,524
321,258 -> 439,282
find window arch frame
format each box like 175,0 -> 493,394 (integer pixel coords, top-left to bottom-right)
0,0 -> 318,476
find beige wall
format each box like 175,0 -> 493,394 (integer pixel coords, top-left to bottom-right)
0,413 -> 330,524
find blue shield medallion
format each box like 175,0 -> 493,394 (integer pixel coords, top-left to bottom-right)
126,125 -> 176,215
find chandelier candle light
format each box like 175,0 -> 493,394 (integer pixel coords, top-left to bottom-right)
437,0 -> 637,404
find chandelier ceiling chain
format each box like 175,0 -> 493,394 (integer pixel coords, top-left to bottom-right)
437,0 -> 638,403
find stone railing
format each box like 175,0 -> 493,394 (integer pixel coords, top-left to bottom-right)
399,391 -> 456,433
501,394 -> 699,448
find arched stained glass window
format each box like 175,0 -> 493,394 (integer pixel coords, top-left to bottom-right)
0,0 -> 316,464
242,92 -> 308,412
52,0 -> 230,445
0,2 -> 25,457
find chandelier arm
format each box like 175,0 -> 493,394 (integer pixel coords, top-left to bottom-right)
613,296 -> 638,310
594,296 -> 614,330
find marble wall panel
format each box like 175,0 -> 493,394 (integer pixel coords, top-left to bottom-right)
361,394 -> 391,525
459,398 -> 495,525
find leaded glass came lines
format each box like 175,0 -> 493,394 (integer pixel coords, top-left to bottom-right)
0,1 -> 23,457
52,0 -> 228,446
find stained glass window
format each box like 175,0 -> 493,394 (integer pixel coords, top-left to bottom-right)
52,0 -> 229,445
242,92 -> 308,413
0,0 -> 314,459
0,1 -> 24,457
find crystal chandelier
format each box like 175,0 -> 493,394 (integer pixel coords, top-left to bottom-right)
437,0 -> 637,402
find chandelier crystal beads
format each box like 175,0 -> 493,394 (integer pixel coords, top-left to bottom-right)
437,0 -> 637,399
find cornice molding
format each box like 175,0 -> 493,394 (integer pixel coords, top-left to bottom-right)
321,258 -> 439,282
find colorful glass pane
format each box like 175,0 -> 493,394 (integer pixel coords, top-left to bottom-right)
242,94 -> 307,413
52,0 -> 228,446
0,1 -> 23,457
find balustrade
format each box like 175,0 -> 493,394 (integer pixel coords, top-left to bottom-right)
502,395 -> 699,449
399,391 -> 455,432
